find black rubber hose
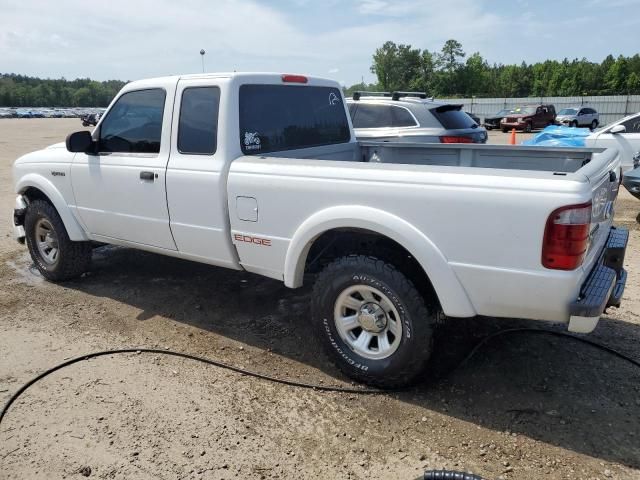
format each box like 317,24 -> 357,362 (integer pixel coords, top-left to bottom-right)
456,328 -> 640,369
0,348 -> 384,427
424,470 -> 485,480
2,327 -> 639,431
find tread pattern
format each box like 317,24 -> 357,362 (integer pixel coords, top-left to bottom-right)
312,255 -> 435,389
24,200 -> 92,281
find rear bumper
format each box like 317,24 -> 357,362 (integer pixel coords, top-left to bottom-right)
568,227 -> 628,332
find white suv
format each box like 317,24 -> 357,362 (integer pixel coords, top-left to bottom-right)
347,92 -> 487,144
556,106 -> 599,129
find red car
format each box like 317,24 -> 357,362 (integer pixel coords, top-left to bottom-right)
501,105 -> 556,133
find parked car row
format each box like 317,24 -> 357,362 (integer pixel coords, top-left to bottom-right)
482,104 -> 602,132
345,93 -> 639,199
0,107 -> 105,119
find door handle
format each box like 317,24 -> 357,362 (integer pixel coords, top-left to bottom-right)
140,171 -> 155,181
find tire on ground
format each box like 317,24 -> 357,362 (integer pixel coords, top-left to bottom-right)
311,255 -> 435,388
24,199 -> 92,281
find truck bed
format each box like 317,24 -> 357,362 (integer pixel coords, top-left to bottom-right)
229,141 -> 619,322
359,142 -> 608,173
269,141 -> 612,176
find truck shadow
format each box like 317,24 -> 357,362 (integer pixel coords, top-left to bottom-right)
66,245 -> 640,469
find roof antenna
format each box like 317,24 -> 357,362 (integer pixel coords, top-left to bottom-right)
199,49 -> 206,73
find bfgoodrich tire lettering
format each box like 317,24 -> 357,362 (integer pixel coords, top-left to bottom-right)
24,199 -> 92,281
312,255 -> 435,388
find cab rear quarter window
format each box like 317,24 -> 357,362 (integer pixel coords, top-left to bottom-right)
177,86 -> 220,155
239,84 -> 351,154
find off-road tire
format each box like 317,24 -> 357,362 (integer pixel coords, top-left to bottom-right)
311,255 -> 435,389
24,199 -> 92,281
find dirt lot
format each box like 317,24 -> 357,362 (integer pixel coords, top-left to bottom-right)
1,119 -> 639,480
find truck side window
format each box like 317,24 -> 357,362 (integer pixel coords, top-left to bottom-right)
178,87 -> 220,155
99,89 -> 166,154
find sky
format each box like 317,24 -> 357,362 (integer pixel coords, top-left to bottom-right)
1,0 -> 640,86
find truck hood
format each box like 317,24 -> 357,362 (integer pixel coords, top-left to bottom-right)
14,142 -> 74,166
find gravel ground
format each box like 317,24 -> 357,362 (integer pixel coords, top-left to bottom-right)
1,119 -> 639,480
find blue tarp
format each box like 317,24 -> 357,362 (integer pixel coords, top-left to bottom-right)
521,125 -> 590,147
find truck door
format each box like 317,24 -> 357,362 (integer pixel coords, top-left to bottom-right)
71,85 -> 177,250
165,78 -> 240,269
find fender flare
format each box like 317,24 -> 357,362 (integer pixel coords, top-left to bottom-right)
16,174 -> 89,241
283,206 -> 476,318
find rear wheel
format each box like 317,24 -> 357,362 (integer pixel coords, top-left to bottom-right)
311,255 -> 435,388
502,127 -> 508,133
591,120 -> 598,130
24,200 -> 92,281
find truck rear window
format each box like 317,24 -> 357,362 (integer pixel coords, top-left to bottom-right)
239,84 -> 350,154
430,105 -> 476,129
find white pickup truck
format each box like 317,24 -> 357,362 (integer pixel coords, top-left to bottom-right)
12,73 -> 629,387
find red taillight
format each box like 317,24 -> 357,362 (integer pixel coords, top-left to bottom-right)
542,202 -> 592,270
281,74 -> 308,84
439,136 -> 473,144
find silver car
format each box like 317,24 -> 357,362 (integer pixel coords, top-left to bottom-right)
347,92 -> 487,144
556,106 -> 599,130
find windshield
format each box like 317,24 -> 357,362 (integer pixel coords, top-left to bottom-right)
495,109 -> 513,116
511,106 -> 536,115
558,108 -> 578,115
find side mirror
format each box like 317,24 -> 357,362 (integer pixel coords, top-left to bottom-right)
66,131 -> 94,153
610,124 -> 626,134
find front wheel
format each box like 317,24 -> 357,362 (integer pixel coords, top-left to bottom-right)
524,123 -> 533,133
591,120 -> 598,130
311,255 -> 435,388
24,200 -> 93,281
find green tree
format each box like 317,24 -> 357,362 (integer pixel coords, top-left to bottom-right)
627,72 -> 640,94
438,39 -> 465,72
371,41 -> 400,91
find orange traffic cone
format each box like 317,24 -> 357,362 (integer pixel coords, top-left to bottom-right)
510,128 -> 516,145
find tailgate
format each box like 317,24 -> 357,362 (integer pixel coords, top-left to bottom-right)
581,154 -> 622,271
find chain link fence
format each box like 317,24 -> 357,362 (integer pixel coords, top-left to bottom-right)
438,95 -> 640,126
